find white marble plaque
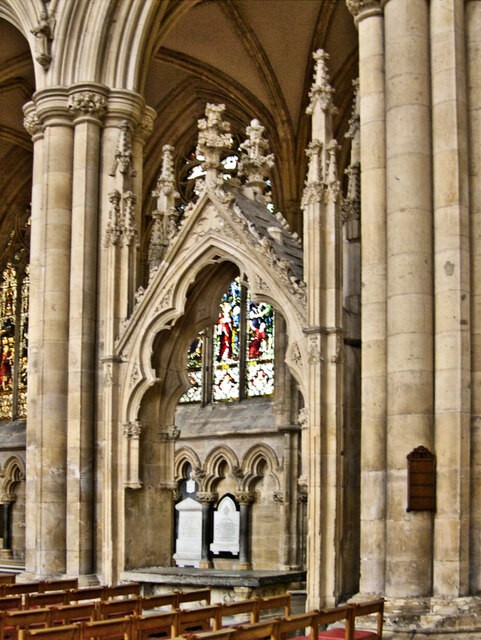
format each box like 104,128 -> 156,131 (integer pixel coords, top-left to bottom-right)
210,495 -> 240,555
173,496 -> 202,567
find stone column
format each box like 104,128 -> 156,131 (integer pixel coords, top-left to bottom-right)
302,50 -> 343,608
25,88 -> 74,576
197,492 -> 217,569
22,103 -> 45,574
346,0 -> 387,597
384,0 -> 434,597
66,84 -> 109,579
466,0 -> 481,594
430,0 -> 470,598
96,89 -> 145,584
235,492 -> 255,570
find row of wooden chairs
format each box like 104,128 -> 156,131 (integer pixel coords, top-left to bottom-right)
18,599 -> 383,640
0,593 -> 290,640
0,579 -> 79,599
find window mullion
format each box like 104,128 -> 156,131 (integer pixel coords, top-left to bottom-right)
203,326 -> 213,406
238,285 -> 247,401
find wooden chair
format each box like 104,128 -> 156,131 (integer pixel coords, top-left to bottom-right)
314,604 -> 354,640
214,600 -> 259,629
276,612 -> 320,640
68,587 -> 107,603
38,579 -> 78,594
48,602 -> 97,626
0,577 -> 15,587
177,589 -> 211,608
189,628 -> 237,640
97,598 -> 141,621
23,624 -> 80,640
178,605 -> 222,634
4,585 -> 42,598
345,600 -> 384,640
133,611 -> 178,640
232,619 -> 280,640
1,607 -> 52,640
25,592 -> 69,610
140,593 -> 180,613
256,595 -> 291,623
81,616 -> 133,640
107,584 -> 141,600
0,597 -> 22,613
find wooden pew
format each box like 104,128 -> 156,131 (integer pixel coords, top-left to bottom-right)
276,612 -> 320,640
213,600 -> 259,629
3,584 -> 42,598
81,616 -> 133,640
0,607 -> 52,640
230,619 -> 280,640
23,625 -> 80,640
347,600 -> 384,640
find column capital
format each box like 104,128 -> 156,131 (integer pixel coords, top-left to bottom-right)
134,106 -> 157,144
235,491 -> 256,505
196,491 -> 218,505
23,101 -> 44,140
68,83 -> 109,126
32,86 -> 73,127
105,89 -> 146,129
346,0 -> 383,23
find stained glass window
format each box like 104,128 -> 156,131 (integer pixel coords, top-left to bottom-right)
0,263 -> 29,421
180,278 -> 274,404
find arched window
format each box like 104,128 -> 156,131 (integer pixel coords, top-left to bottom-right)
180,278 -> 274,404
0,262 -> 29,421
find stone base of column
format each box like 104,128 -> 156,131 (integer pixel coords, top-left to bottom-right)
237,562 -> 252,570
198,560 -> 212,569
0,549 -> 12,560
350,594 -> 481,640
17,572 -> 100,586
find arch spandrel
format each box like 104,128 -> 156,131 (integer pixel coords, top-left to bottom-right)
116,184 -> 309,425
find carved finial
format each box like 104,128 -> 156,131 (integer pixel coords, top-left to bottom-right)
31,10 -> 55,70
301,140 -> 325,207
238,119 -> 275,200
306,49 -> 336,116
149,145 -> 180,278
153,145 -> 178,200
122,191 -> 137,246
197,103 -> 232,186
326,140 -> 341,201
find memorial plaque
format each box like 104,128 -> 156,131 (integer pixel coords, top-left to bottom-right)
407,446 -> 436,512
210,495 -> 240,555
173,497 -> 202,567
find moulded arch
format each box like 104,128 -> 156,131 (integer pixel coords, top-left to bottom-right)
204,445 -> 240,492
1,455 -> 25,499
117,190 -> 308,427
174,447 -> 201,484
241,443 -> 281,492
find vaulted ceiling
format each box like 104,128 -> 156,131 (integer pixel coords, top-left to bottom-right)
0,0 -> 358,248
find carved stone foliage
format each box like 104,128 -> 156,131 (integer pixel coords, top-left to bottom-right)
31,10 -> 56,70
158,427 -> 181,442
110,120 -> 135,179
122,420 -> 142,439
23,111 -> 44,138
68,92 -> 107,120
234,491 -> 256,505
196,103 -> 232,172
196,492 -> 218,505
345,0 -> 382,20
